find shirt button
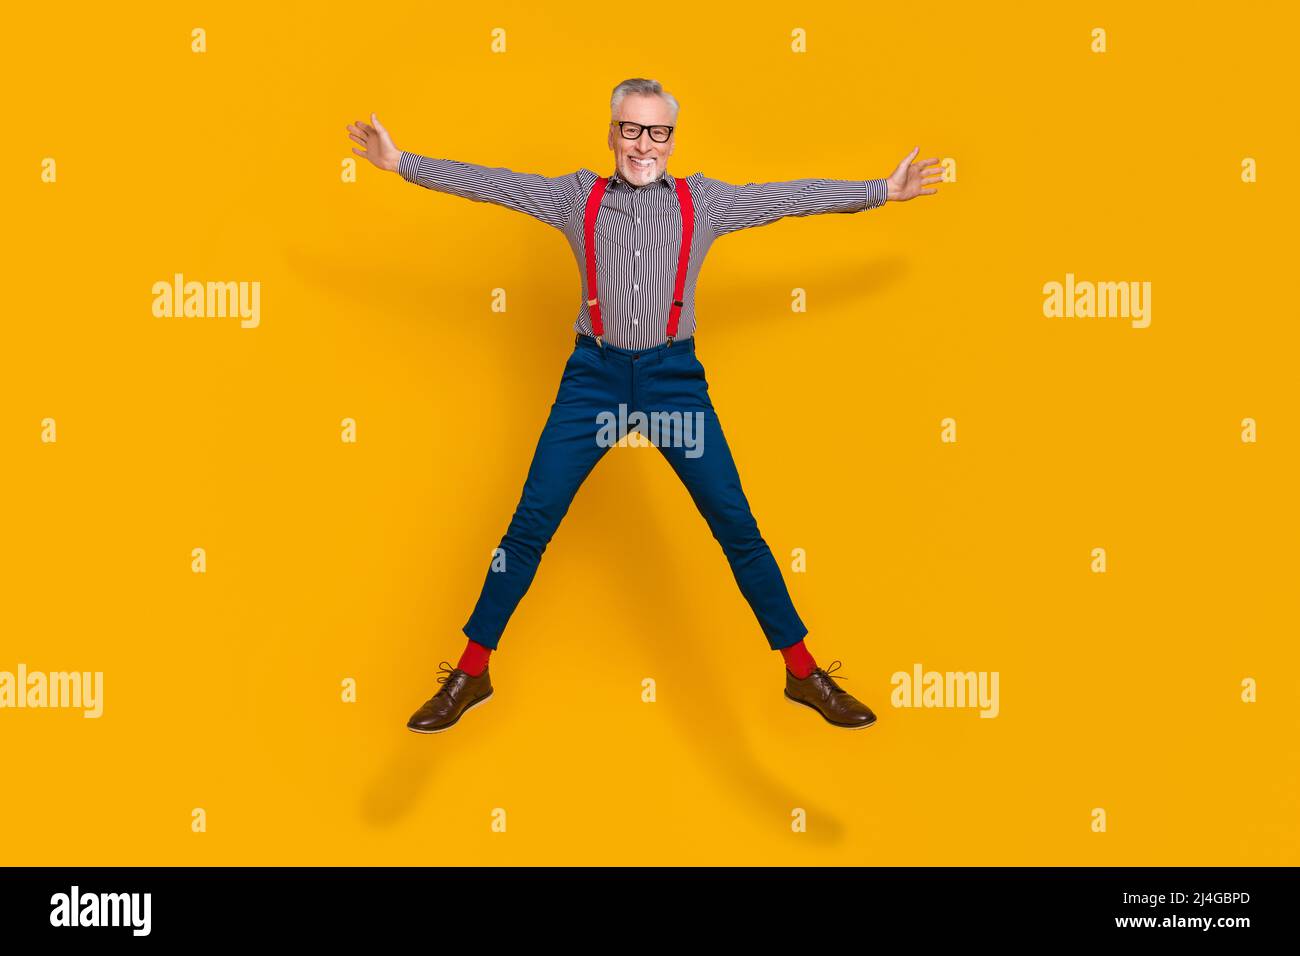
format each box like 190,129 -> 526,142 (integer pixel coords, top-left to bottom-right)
636,217 -> 641,224
635,250 -> 640,257
633,283 -> 639,291
632,318 -> 639,325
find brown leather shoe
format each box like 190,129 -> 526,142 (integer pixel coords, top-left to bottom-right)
784,660 -> 877,729
407,661 -> 494,734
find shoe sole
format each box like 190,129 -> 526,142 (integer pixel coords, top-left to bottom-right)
406,690 -> 494,734
784,690 -> 878,729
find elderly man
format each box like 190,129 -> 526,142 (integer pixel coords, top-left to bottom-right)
346,77 -> 941,735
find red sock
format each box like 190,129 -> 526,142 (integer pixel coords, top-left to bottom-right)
780,639 -> 817,679
458,638 -> 492,677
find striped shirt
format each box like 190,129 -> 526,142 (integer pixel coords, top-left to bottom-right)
397,150 -> 889,349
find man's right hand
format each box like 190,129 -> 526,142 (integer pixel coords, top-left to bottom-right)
347,113 -> 401,172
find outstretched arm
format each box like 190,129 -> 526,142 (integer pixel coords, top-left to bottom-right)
698,173 -> 889,237
347,113 -> 579,231
699,147 -> 942,237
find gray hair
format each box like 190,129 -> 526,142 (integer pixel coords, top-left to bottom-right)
610,78 -> 680,123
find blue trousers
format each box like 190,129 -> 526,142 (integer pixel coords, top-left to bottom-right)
462,333 -> 808,651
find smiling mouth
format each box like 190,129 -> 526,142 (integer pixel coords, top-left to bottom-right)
630,158 -> 655,170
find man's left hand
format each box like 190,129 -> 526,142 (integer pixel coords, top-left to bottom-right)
886,147 -> 943,201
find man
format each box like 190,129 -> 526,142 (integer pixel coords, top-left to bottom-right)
346,77 -> 941,734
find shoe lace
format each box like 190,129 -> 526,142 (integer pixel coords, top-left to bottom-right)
815,660 -> 848,692
433,660 -> 461,694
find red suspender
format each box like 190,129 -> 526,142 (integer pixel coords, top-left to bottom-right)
582,176 -> 610,342
668,176 -> 694,343
583,174 -> 695,347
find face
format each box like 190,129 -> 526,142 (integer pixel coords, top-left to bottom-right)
607,93 -> 677,187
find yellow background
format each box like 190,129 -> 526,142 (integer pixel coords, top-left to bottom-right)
3,1 -> 1296,865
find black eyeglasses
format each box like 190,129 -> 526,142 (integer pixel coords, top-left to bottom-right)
612,121 -> 675,143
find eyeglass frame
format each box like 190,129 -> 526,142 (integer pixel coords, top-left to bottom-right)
610,120 -> 676,143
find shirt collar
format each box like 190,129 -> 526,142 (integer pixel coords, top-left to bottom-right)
609,165 -> 674,190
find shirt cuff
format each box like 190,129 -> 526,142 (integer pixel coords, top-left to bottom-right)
865,177 -> 889,208
397,150 -> 421,182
